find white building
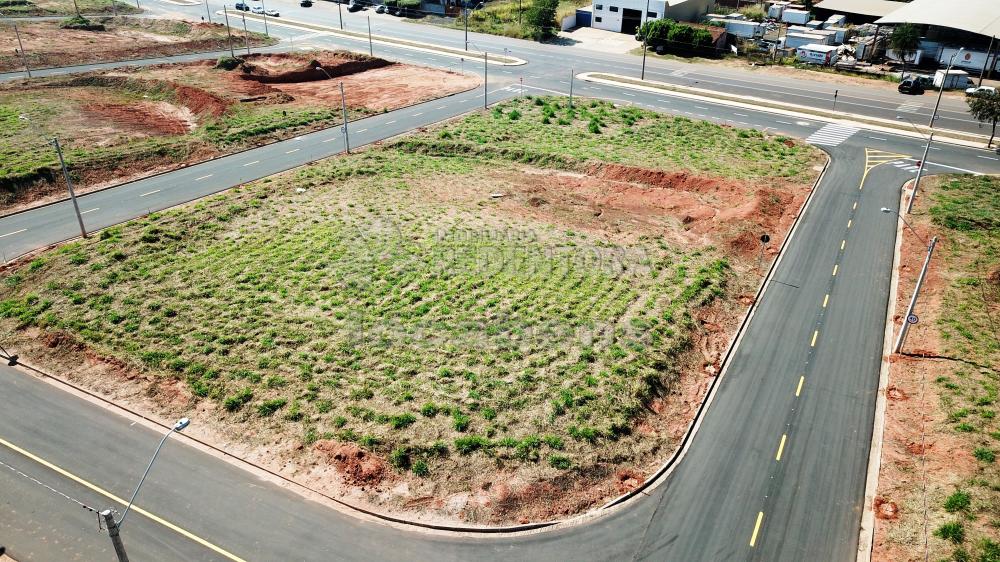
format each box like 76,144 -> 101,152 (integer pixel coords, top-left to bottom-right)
592,0 -> 712,34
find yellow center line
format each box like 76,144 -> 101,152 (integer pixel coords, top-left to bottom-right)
750,511 -> 764,547
822,294 -> 829,308
795,375 -> 805,397
852,201 -> 858,210
811,330 -> 819,347
0,436 -> 246,562
847,219 -> 852,228
841,240 -> 846,251
832,264 -> 838,276
775,434 -> 787,461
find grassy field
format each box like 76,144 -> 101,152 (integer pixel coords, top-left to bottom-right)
0,97 -> 821,519
0,0 -> 140,16
923,175 -> 1000,561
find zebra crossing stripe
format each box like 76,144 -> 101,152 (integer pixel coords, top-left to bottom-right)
896,101 -> 923,112
805,123 -> 859,147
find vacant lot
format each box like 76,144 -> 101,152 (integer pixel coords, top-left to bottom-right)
0,98 -> 823,523
0,50 -> 477,212
875,175 -> 1000,561
0,0 -> 139,15
0,18 -> 275,73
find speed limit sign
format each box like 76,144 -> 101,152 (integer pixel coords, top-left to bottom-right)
906,314 -> 919,325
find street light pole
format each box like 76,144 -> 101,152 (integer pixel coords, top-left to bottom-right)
483,51 -> 488,108
51,137 -> 88,239
223,5 -> 235,57
881,208 -> 936,354
203,0 -> 211,22
464,3 -> 469,51
367,16 -> 373,55
908,47 -> 962,214
337,0 -> 343,30
13,24 -> 31,78
339,82 -> 350,153
240,12 -> 251,55
640,0 -> 650,80
117,418 -> 190,527
569,68 -> 573,108
102,510 -> 129,562
260,0 -> 269,36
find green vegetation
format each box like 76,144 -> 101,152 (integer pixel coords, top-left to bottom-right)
0,97 -> 820,481
966,91 -> 1000,147
636,19 -> 716,54
889,23 -> 920,80
0,0 -> 139,15
59,15 -> 106,30
920,175 -> 1000,561
446,0 -> 586,41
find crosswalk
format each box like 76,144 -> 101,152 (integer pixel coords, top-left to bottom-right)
671,69 -> 688,77
889,160 -> 922,173
805,123 -> 860,147
896,100 -> 923,113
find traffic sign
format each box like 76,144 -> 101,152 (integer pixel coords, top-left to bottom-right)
906,314 -> 919,325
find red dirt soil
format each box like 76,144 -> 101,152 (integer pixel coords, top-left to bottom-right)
314,441 -> 391,489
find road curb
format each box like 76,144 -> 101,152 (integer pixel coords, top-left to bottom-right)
856,177 -> 911,561
580,72 -> 991,148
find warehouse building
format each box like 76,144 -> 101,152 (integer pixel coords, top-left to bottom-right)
592,0 -> 711,34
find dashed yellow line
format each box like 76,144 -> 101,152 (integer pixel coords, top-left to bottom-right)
840,240 -> 846,251
0,436 -> 246,562
749,511 -> 764,547
811,330 -> 819,347
852,201 -> 857,210
832,264 -> 839,276
795,376 -> 805,397
847,219 -> 852,228
775,434 -> 788,461
822,294 -> 829,308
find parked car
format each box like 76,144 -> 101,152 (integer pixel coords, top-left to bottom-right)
299,0 -> 312,6
234,1 -> 249,10
347,1 -> 363,10
966,85 -> 998,96
374,3 -> 385,11
898,78 -> 925,95
386,4 -> 398,14
251,5 -> 264,13
265,8 -> 279,15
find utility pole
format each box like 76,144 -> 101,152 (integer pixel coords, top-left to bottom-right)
240,12 -> 251,55
223,6 -> 235,57
979,35 -> 995,87
640,0 -> 650,80
339,82 -> 350,153
464,3 -> 469,51
569,68 -> 573,108
72,0 -> 80,16
51,137 -> 87,239
101,510 -> 129,562
909,48 -> 962,213
894,236 -> 937,353
337,0 -> 343,30
483,51 -> 487,108
832,89 -> 838,111
13,24 -> 31,78
260,0 -> 269,36
367,16 -> 373,55
204,0 -> 211,22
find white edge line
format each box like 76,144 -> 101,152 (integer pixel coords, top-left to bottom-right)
0,228 -> 27,238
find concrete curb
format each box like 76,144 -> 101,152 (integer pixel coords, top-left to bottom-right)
230,11 -> 525,65
857,177 -> 912,561
579,72 -> 991,149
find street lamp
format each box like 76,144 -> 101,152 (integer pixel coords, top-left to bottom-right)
18,115 -> 87,239
881,207 -> 937,354
316,66 -> 350,153
103,417 -> 190,562
908,47 -> 964,214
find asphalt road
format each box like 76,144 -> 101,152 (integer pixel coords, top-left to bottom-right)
3,6 -> 1000,561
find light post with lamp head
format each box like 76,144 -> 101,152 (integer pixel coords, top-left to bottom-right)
909,47 -> 964,214
881,207 -> 936,353
316,66 -> 350,153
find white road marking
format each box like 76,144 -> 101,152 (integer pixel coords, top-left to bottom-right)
0,229 -> 26,238
385,120 -> 397,124
286,149 -> 299,154
775,120 -> 793,125
805,123 -> 859,147
868,136 -> 887,141
435,105 -> 446,109
322,137 -> 337,143
738,121 -> 749,125
695,106 -> 708,109
80,208 -> 99,215
356,128 -> 368,133
412,112 -> 423,116
733,113 -> 749,117
976,155 -> 999,160
621,92 -> 635,96
195,174 -> 213,181
140,189 -> 160,197
657,99 -> 671,103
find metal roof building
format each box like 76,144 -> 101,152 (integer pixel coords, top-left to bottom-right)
875,0 -> 1000,38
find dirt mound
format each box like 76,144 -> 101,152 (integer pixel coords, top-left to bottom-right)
172,83 -> 228,117
886,385 -> 908,401
614,469 -> 643,493
42,330 -> 84,351
314,441 -> 389,488
238,54 -> 392,84
873,496 -> 899,520
987,266 -> 1000,286
84,101 -> 194,135
588,163 -> 727,194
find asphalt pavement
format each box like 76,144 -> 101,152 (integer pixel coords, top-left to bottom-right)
3,4 -> 1000,561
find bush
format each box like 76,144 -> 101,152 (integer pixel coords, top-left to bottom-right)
215,56 -> 244,70
588,118 -> 601,134
420,402 -> 439,417
452,411 -> 471,431
389,412 -> 417,429
548,454 -> 572,469
60,15 -> 105,31
412,459 -> 429,476
454,435 -> 490,454
973,447 -> 995,463
525,0 -> 558,40
944,490 -> 972,512
223,388 -> 253,412
389,446 -> 410,469
934,521 -> 965,544
257,398 -> 288,417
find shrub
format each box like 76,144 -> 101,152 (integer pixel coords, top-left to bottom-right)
60,15 -> 105,31
412,460 -> 429,476
420,402 -> 439,417
284,400 -> 304,421
389,446 -> 410,469
548,454 -> 572,469
453,411 -> 471,432
389,412 -> 417,429
257,398 -> 288,417
215,56 -> 244,70
588,118 -> 601,134
543,435 -> 564,449
973,447 -> 995,463
525,0 -> 558,40
508,110 -> 522,121
934,521 -> 965,544
454,435 -> 490,454
223,388 -> 253,412
944,490 -> 971,512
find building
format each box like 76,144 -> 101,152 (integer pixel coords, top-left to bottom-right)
812,0 -> 907,25
592,0 -> 711,34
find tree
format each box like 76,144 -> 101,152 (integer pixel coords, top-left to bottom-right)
889,23 -> 921,80
525,0 -> 558,40
967,90 -> 1000,147
637,19 -> 676,50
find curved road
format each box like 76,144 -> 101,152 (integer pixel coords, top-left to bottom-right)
3,7 -> 1000,561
